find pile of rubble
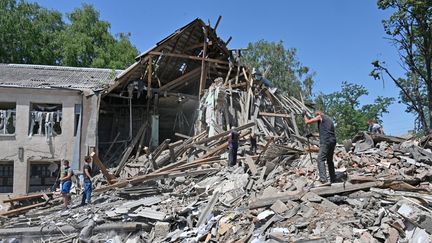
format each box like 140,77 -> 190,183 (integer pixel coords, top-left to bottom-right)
1,71 -> 432,242
1,129 -> 431,242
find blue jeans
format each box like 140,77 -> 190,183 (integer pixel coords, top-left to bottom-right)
81,180 -> 92,205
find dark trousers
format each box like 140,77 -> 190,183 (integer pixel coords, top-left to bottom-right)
318,142 -> 336,183
228,146 -> 238,167
81,180 -> 92,205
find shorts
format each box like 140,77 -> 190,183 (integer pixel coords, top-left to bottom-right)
61,180 -> 72,194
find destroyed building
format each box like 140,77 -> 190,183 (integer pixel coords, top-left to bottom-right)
0,64 -> 120,194
0,18 -> 431,243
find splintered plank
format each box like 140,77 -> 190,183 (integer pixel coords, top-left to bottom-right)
0,201 -> 47,217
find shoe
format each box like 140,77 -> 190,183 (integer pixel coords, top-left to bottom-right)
314,181 -> 331,187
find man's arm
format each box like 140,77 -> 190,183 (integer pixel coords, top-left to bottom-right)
84,168 -> 92,179
60,170 -> 72,181
304,114 -> 322,124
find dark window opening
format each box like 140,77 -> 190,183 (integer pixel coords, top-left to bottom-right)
0,103 -> 16,135
29,161 -> 59,193
29,103 -> 62,136
74,104 -> 81,136
0,161 -> 13,193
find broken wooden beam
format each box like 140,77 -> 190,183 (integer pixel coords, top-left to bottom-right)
193,122 -> 255,146
0,201 -> 47,217
91,152 -> 116,184
249,181 -> 385,209
149,51 -> 229,65
115,123 -> 147,176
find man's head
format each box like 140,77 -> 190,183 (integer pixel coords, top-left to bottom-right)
315,110 -> 323,116
84,156 -> 91,163
368,119 -> 374,125
231,126 -> 236,131
63,160 -> 70,167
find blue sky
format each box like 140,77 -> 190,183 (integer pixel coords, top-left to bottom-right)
32,0 -> 414,135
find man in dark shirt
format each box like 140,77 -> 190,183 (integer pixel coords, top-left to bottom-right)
60,160 -> 73,209
249,131 -> 257,154
80,156 -> 93,206
228,127 -> 240,167
304,111 -> 337,184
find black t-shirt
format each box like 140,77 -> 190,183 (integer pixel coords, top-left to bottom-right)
83,164 -> 92,182
318,114 -> 336,144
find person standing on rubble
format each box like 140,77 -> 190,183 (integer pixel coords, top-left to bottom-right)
304,111 -> 337,184
368,120 -> 384,134
228,126 -> 240,166
80,156 -> 93,206
60,160 -> 73,209
249,130 -> 257,154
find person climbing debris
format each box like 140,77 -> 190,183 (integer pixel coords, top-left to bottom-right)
368,119 -> 384,134
304,111 -> 337,185
228,126 -> 240,167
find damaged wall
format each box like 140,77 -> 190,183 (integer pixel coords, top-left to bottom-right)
0,87 -> 82,194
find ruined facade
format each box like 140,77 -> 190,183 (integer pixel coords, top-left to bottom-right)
0,64 -> 119,194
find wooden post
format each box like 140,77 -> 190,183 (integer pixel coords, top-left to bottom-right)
147,56 -> 153,99
199,27 -> 208,98
91,152 -> 116,184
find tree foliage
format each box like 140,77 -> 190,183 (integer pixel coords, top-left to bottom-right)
242,40 -> 314,99
371,0 -> 432,134
0,0 -> 138,69
316,82 -> 394,142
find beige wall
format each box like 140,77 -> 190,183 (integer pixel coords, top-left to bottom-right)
0,87 -> 82,195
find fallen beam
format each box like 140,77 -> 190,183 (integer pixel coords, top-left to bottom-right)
91,152 -> 116,184
0,222 -> 150,237
0,201 -> 47,217
258,112 -> 291,118
3,192 -> 53,204
249,181 -> 384,209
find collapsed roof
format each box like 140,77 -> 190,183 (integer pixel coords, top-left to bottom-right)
107,18 -> 232,96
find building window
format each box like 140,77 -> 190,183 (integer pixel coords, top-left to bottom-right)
74,104 -> 81,136
0,103 -> 16,135
29,161 -> 59,193
0,161 -> 13,193
29,103 -> 62,136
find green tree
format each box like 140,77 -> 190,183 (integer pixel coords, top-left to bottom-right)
242,40 -> 314,99
0,0 -> 64,64
370,0 -> 432,134
316,82 -> 394,142
60,4 -> 138,69
0,0 -> 139,69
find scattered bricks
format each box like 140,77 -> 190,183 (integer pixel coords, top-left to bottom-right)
154,222 -> 170,240
270,200 -> 288,214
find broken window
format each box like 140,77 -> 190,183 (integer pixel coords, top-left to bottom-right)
0,161 -> 13,193
29,103 -> 62,137
29,161 -> 59,192
0,102 -> 16,135
74,104 -> 81,136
